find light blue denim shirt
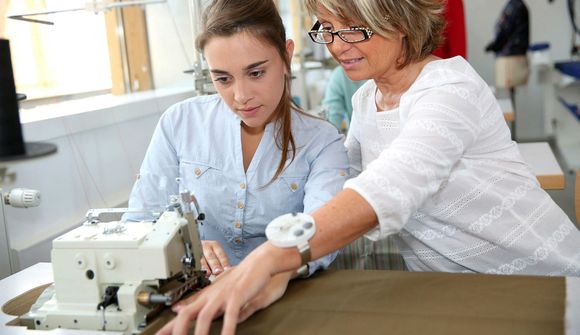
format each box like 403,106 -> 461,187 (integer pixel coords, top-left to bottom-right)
127,95 -> 349,275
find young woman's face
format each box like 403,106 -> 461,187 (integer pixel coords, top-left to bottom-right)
204,31 -> 294,131
315,8 -> 404,82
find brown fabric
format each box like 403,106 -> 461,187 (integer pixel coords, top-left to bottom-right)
202,270 -> 565,335
2,283 -> 51,317
5,270 -> 565,335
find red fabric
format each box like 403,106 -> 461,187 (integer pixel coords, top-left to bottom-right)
433,0 -> 467,59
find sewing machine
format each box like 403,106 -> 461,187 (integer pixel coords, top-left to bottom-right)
15,190 -> 209,334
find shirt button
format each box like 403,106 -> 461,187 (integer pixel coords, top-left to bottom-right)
290,183 -> 298,191
234,221 -> 241,229
240,182 -> 246,189
234,237 -> 242,244
194,168 -> 201,176
339,170 -> 346,177
237,202 -> 245,209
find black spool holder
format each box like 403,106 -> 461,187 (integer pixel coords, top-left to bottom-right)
0,39 -> 56,163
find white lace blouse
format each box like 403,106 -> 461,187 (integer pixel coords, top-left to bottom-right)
344,56 -> 580,276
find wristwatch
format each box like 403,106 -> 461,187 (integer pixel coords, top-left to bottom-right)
265,212 -> 316,277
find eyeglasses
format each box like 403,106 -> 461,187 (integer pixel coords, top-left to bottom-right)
308,21 -> 374,44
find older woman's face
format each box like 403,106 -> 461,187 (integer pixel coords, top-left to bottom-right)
315,8 -> 405,81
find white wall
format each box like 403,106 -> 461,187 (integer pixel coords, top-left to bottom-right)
464,0 -> 575,140
2,88 -> 194,274
0,1 -> 204,276
146,0 -> 196,90
0,1 -> 202,278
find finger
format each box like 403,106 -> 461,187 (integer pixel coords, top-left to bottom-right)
173,300 -> 205,335
193,302 -> 224,335
212,244 -> 231,270
200,257 -> 210,277
205,254 -> 223,275
172,291 -> 201,312
211,266 -> 233,284
203,246 -> 224,275
221,297 -> 242,335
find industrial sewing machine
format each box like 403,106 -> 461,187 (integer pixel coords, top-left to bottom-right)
17,190 -> 209,334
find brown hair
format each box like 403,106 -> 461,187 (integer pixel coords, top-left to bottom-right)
197,0 -> 303,183
304,0 -> 445,69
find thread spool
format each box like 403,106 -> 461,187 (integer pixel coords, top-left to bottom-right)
0,39 -> 26,157
0,39 -> 57,162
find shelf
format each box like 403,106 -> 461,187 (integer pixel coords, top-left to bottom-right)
555,61 -> 580,80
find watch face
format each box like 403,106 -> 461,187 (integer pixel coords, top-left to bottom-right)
265,213 -> 316,248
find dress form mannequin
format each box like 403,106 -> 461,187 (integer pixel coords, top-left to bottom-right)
485,0 -> 530,139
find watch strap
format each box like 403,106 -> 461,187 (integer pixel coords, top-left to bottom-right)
295,241 -> 311,277
296,264 -> 309,277
297,241 -> 311,265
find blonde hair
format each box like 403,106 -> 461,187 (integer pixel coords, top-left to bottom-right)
304,0 -> 446,68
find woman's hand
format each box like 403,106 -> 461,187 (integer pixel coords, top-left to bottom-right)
238,270 -> 293,322
200,240 -> 231,276
166,269 -> 292,324
155,244 -> 294,335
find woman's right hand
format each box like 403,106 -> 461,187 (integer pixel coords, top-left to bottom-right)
201,240 -> 231,277
156,244 -> 286,335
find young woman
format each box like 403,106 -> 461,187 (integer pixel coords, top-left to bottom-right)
158,0 -> 580,334
127,0 -> 348,278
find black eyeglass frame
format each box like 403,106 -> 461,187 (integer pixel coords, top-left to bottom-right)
308,21 -> 374,44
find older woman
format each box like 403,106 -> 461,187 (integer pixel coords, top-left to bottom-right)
159,0 -> 580,334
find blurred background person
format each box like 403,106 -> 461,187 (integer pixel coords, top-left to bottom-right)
322,65 -> 365,133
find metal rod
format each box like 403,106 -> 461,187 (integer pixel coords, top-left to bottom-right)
7,0 -> 166,25
188,0 -> 202,70
188,0 -> 207,96
115,7 -> 132,93
0,187 -> 14,279
106,0 -> 166,10
8,6 -> 86,25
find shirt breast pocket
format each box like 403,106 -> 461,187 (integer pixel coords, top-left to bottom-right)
275,175 -> 308,213
179,160 -> 226,205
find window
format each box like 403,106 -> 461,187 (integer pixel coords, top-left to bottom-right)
3,0 -> 112,100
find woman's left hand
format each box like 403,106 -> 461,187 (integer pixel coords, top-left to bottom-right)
200,240 -> 231,276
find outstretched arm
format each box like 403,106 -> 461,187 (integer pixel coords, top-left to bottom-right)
156,188 -> 378,335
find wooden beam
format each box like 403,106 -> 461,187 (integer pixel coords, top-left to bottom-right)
104,10 -> 125,95
104,1 -> 153,95
122,5 -> 153,92
0,1 -> 8,38
290,0 -> 302,54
